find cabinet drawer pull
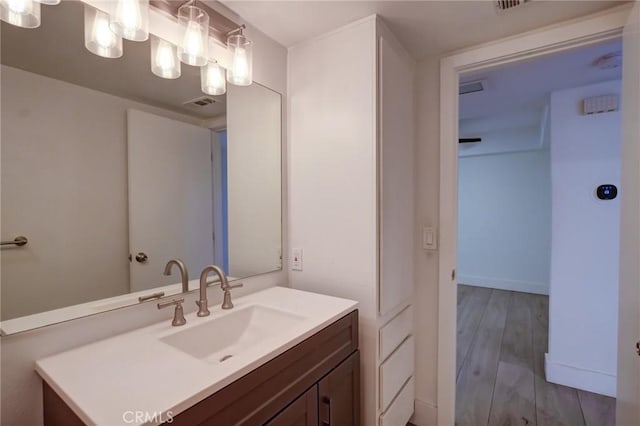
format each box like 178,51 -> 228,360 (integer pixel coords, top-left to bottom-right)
320,396 -> 331,425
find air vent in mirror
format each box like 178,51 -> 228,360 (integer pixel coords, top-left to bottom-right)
495,0 -> 530,11
183,96 -> 218,108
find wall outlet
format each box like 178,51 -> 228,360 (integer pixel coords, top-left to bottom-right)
292,248 -> 303,271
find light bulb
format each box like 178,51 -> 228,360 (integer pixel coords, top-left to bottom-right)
184,22 -> 204,56
94,14 -> 116,48
177,5 -> 209,66
201,62 -> 226,96
118,0 -> 140,32
1,0 -> 40,28
151,36 -> 181,79
7,0 -> 27,13
109,0 -> 148,42
227,34 -> 252,86
156,44 -> 174,70
232,48 -> 249,82
84,5 -> 123,59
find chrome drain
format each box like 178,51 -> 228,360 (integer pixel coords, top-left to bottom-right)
219,354 -> 233,362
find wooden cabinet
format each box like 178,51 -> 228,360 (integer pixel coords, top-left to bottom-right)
265,386 -> 318,426
318,351 -> 360,426
267,350 -> 359,426
43,310 -> 359,426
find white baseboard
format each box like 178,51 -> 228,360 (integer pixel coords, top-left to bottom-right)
545,353 -> 617,397
458,275 -> 549,295
410,398 -> 437,426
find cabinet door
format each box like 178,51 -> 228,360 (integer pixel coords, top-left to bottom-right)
318,351 -> 360,426
378,34 -> 415,315
265,386 -> 318,426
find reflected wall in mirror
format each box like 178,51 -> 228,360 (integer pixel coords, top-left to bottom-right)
0,1 -> 282,332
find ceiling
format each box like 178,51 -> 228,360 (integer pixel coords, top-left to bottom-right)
1,1 -> 226,119
459,37 -> 623,119
220,0 -> 626,59
459,37 -> 622,156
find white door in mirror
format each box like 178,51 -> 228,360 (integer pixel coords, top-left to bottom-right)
127,109 -> 214,292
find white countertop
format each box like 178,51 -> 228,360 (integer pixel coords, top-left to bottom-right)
35,287 -> 358,426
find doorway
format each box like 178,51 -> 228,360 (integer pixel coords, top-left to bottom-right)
436,5 -> 639,425
454,39 -> 621,425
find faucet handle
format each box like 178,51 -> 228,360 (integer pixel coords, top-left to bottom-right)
157,298 -> 187,327
221,282 -> 243,310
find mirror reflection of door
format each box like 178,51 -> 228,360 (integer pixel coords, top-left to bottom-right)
127,109 -> 215,291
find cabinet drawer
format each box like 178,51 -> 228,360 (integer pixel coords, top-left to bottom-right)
379,336 -> 414,411
379,305 -> 413,361
379,376 -> 414,426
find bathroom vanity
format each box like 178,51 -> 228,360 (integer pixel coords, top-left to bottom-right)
36,288 -> 359,425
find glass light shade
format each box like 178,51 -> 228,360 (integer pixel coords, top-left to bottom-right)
227,34 -> 252,86
35,0 -> 60,5
109,0 -> 148,42
201,62 -> 226,96
151,36 -> 181,79
0,0 -> 40,28
178,5 -> 209,66
84,6 -> 123,59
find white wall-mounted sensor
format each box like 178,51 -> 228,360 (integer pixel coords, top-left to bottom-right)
583,95 -> 619,115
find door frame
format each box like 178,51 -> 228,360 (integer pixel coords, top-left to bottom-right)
437,5 -> 632,424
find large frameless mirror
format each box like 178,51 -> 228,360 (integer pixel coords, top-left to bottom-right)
0,1 -> 282,335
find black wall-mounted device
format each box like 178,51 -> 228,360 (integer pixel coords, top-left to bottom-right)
596,184 -> 617,200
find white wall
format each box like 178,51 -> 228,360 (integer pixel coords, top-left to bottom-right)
0,16 -> 288,425
0,65 -> 201,320
457,149 -> 551,295
288,17 -> 379,426
227,84 -> 282,278
412,56 -> 440,426
547,79 -> 621,397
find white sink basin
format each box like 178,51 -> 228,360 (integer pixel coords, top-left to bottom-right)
160,305 -> 305,363
35,287 -> 358,426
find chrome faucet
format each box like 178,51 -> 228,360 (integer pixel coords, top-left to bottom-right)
163,259 -> 189,293
196,265 -> 219,316
210,267 -> 243,310
197,265 -> 244,314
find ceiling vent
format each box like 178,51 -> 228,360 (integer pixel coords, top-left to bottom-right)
183,96 -> 219,108
495,0 -> 530,11
459,79 -> 486,95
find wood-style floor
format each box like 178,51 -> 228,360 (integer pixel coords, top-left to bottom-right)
455,285 -> 616,426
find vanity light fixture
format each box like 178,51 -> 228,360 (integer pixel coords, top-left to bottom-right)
0,0 -> 41,28
226,28 -> 253,86
151,36 -> 181,79
177,2 -> 209,66
110,0 -> 149,42
84,5 -> 123,59
201,61 -> 226,95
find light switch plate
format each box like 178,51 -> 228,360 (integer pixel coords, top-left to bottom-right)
292,248 -> 303,271
423,227 -> 437,250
